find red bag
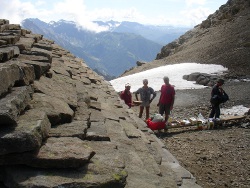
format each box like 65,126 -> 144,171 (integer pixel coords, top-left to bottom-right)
146,118 -> 166,130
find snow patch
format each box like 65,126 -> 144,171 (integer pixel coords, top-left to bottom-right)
110,63 -> 228,92
221,105 -> 249,116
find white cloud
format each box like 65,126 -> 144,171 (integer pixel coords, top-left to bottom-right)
185,0 -> 207,7
0,0 -> 224,31
89,7 -> 144,22
181,7 -> 211,26
35,0 -> 47,6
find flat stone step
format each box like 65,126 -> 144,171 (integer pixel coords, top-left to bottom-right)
3,164 -> 127,188
86,122 -> 110,141
20,47 -> 52,64
0,63 -> 20,97
25,33 -> 43,43
0,19 -> 9,25
16,37 -> 35,51
18,54 -> 51,63
49,121 -> 88,139
0,109 -> 51,155
0,25 -> 8,33
4,30 -> 22,35
0,86 -> 33,126
8,24 -> 21,30
0,39 -> 7,45
30,93 -> 74,126
18,59 -> 51,80
34,76 -> 78,110
0,46 -> 20,62
87,141 -> 125,169
0,137 -> 95,168
74,102 -> 91,121
33,42 -> 53,51
10,60 -> 36,86
0,35 -> 20,45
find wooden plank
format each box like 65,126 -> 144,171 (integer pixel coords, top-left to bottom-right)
133,100 -> 142,106
166,124 -> 197,129
220,115 -> 245,122
164,116 -> 246,130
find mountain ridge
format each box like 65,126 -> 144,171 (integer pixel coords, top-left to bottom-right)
121,0 -> 250,79
22,18 -> 175,78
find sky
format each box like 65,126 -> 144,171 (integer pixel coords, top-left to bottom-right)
1,0 -> 228,32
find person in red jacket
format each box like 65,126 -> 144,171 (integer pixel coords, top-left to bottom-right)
157,76 -> 175,122
120,83 -> 133,108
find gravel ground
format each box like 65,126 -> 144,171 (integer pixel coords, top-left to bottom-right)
131,80 -> 250,188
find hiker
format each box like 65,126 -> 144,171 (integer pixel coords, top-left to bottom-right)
157,76 -> 175,122
135,79 -> 156,120
120,83 -> 133,108
209,78 -> 229,119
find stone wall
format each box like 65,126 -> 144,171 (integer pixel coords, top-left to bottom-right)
0,19 -> 201,188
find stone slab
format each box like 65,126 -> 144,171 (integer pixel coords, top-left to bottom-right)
30,93 -> 74,126
0,109 -> 51,155
0,86 -> 33,126
49,121 -> 88,140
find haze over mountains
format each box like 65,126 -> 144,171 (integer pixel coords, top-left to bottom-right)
21,18 -> 190,79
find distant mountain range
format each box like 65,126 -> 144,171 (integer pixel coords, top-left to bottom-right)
21,18 -> 190,79
93,20 -> 190,45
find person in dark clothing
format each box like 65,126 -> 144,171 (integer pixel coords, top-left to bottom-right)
120,83 -> 133,108
209,79 -> 227,119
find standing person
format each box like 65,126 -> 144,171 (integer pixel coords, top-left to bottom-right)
120,83 -> 133,108
209,79 -> 228,119
157,76 -> 175,122
135,79 -> 156,120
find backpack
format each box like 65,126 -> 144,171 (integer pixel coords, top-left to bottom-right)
210,92 -> 229,104
221,92 -> 229,103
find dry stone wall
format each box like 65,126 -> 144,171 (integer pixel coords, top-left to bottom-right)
0,19 -> 201,188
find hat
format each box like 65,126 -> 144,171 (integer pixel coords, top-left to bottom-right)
125,83 -> 131,87
217,79 -> 224,84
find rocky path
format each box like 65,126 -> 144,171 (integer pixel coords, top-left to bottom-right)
131,81 -> 250,188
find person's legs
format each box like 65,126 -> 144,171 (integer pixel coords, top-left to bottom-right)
165,113 -> 169,122
146,106 -> 150,119
164,104 -> 171,122
139,106 -> 144,118
159,104 -> 164,116
214,105 -> 221,118
209,105 -> 216,118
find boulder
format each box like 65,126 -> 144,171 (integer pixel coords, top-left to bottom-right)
34,75 -> 77,109
0,86 -> 33,126
0,137 -> 96,168
0,109 -> 50,155
49,121 -> 88,140
30,93 -> 74,126
0,63 -> 20,97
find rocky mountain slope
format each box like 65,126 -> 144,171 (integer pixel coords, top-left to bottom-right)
121,0 -> 250,79
0,19 -> 203,187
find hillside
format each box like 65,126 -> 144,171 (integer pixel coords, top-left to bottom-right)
121,0 -> 250,79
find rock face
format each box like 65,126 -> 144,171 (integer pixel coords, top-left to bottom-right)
0,19 -> 201,187
182,72 -> 221,86
120,0 -> 250,78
